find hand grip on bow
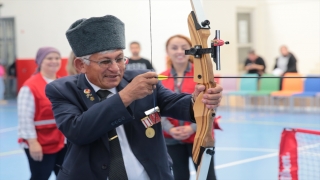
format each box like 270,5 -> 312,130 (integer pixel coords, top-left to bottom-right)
192,84 -> 223,109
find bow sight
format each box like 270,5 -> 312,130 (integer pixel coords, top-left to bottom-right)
185,11 -> 229,71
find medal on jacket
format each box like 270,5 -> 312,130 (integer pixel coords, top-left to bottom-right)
84,89 -> 94,101
141,106 -> 161,138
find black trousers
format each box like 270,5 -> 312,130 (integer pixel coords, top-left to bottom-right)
24,146 -> 67,180
167,143 -> 217,180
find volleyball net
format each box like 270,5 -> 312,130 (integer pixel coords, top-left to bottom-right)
279,128 -> 320,180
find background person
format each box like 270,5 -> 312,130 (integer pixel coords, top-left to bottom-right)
126,41 -> 154,70
66,51 -> 80,75
244,49 -> 266,76
7,61 -> 17,98
273,45 -> 298,89
17,47 -> 67,180
160,34 -> 219,180
273,45 -> 298,76
0,62 -> 6,103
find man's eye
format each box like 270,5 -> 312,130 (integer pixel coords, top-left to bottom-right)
100,60 -> 111,64
116,58 -> 124,62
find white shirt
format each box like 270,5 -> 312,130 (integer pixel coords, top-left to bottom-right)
85,75 -> 150,180
277,56 -> 289,73
273,56 -> 289,76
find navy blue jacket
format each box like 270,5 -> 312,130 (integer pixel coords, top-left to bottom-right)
45,70 -> 195,180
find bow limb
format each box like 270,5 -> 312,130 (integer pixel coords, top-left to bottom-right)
187,5 -> 216,165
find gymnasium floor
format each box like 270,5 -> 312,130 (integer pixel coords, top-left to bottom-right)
1,100 -> 319,180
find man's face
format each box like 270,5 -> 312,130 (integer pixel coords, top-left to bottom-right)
248,53 -> 256,61
280,46 -> 289,56
81,50 -> 125,89
130,43 -> 140,57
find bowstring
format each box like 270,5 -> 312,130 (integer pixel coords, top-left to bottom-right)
149,0 -> 156,111
159,76 -> 320,79
149,0 -> 152,67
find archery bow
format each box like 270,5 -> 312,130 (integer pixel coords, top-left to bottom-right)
187,0 -> 229,179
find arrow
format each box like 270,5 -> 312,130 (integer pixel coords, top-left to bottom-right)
156,75 -> 320,80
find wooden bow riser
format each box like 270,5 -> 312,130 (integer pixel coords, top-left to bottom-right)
188,12 -> 216,165
192,91 -> 215,165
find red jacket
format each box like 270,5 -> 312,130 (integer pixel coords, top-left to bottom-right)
160,65 -> 222,143
20,73 -> 65,154
160,65 -> 197,143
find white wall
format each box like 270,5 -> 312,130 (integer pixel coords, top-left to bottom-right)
203,0 -> 320,76
1,0 -> 192,73
263,0 -> 320,75
203,0 -> 262,75
1,0 -> 319,75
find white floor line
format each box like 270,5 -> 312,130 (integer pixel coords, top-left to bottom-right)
0,126 -> 18,133
216,147 -> 278,152
0,149 -> 23,157
189,149 -> 279,174
215,152 -> 278,169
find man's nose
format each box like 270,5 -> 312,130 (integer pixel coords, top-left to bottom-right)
108,61 -> 120,71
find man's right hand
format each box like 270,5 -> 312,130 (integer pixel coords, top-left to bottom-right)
119,72 -> 158,107
27,139 -> 43,161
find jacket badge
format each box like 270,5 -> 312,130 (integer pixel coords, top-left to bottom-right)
84,89 -> 94,101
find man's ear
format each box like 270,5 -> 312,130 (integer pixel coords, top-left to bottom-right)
74,58 -> 86,73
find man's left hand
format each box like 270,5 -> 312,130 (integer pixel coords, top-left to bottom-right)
192,84 -> 223,109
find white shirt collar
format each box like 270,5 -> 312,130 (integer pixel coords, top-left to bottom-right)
85,74 -> 117,94
42,75 -> 55,84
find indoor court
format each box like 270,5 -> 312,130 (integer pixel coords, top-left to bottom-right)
1,99 -> 320,179
0,0 -> 319,180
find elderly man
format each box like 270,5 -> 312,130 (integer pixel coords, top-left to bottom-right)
45,15 -> 223,180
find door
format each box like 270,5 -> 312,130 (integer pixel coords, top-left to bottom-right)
0,17 -> 17,98
237,12 -> 252,74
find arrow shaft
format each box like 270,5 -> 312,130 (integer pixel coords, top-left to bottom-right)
158,76 -> 320,79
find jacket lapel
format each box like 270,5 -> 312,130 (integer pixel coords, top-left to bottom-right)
76,74 -> 138,151
76,74 -> 112,151
76,74 -> 99,110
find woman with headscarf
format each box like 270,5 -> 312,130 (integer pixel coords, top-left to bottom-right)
17,47 -> 66,180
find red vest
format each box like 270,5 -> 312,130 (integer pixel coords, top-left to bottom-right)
20,73 -> 64,154
160,65 -> 197,143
